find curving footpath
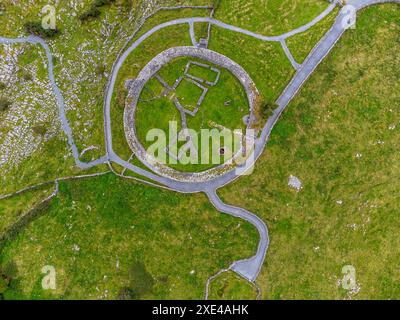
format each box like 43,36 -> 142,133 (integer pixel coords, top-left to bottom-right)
1,0 -> 399,292
206,190 -> 269,282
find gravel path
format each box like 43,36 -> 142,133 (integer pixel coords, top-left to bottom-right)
206,189 -> 269,282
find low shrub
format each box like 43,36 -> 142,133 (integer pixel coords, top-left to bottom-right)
32,125 -> 47,136
23,71 -> 33,81
79,0 -> 117,22
24,21 -> 60,38
79,6 -> 101,21
94,0 -> 116,6
261,101 -> 278,120
0,98 -> 11,111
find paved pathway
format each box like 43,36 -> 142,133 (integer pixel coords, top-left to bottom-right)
206,189 -> 269,282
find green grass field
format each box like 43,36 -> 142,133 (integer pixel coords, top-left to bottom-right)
135,56 -> 249,172
208,28 -> 294,104
219,3 -> 400,299
0,174 -> 258,299
214,0 -> 328,35
0,186 -> 53,236
1,0 -> 399,300
286,6 -> 339,63
208,271 -> 258,300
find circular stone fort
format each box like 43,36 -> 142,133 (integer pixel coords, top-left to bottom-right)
124,46 -> 261,183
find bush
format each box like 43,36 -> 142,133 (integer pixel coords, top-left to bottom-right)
52,56 -> 59,65
117,287 -> 133,300
0,82 -> 6,90
1,262 -> 18,280
0,98 -> 11,111
79,6 -> 101,21
0,261 -> 19,299
213,0 -> 221,11
0,278 -> 8,295
24,21 -> 60,38
261,101 -> 278,120
94,0 -> 116,6
32,125 -> 47,136
127,261 -> 154,299
118,0 -> 133,12
23,71 -> 33,81
79,0 -> 116,22
117,88 -> 128,110
95,64 -> 106,76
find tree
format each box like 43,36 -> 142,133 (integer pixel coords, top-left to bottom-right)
261,101 -> 278,120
